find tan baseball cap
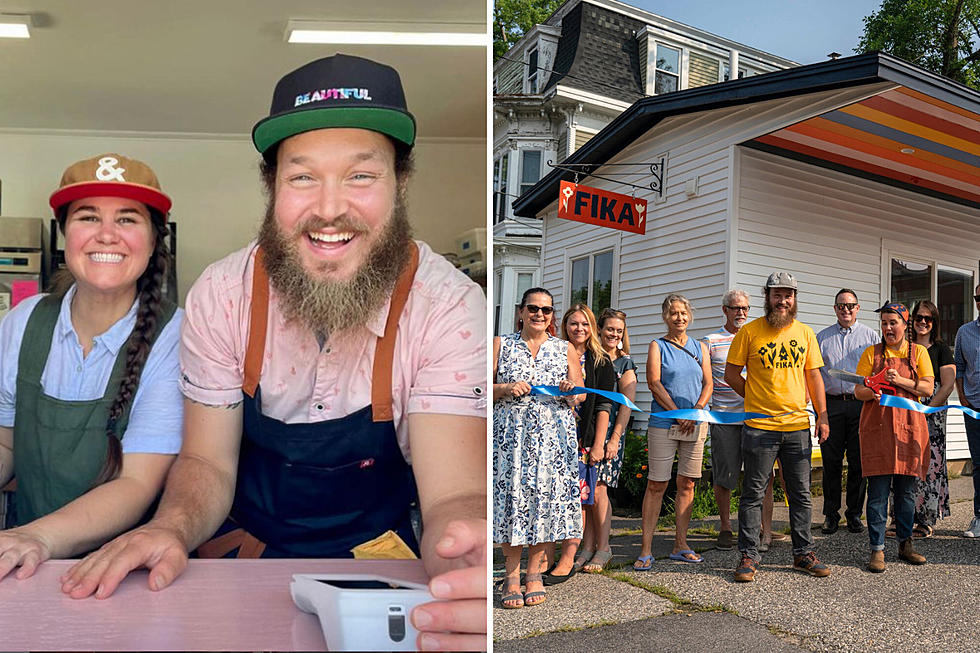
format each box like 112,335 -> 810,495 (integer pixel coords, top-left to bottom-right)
48,153 -> 172,215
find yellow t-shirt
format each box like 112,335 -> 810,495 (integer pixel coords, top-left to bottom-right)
727,317 -> 824,431
855,342 -> 934,379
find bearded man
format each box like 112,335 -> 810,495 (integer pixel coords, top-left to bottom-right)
725,272 -> 830,583
57,54 -> 487,651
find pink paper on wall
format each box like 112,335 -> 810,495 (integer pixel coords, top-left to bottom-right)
11,280 -> 38,306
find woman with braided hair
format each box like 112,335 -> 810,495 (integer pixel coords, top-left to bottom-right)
854,301 -> 933,572
0,153 -> 183,581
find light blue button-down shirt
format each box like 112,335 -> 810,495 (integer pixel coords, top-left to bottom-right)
0,285 -> 184,454
816,321 -> 880,395
954,317 -> 980,405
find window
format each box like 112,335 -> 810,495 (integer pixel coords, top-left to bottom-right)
723,65 -> 746,81
493,154 -> 509,224
519,150 -> 542,197
569,250 -> 613,316
889,257 -> 975,345
655,44 -> 680,94
527,47 -> 538,93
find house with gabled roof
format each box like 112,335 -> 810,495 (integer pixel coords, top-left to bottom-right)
513,51 -> 980,463
492,0 -> 796,334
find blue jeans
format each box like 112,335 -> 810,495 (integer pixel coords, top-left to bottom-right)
964,415 -> 980,518
738,427 -> 813,560
866,474 -> 916,549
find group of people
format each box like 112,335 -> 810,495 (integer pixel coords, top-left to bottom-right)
0,54 -> 486,651
493,269 -> 980,604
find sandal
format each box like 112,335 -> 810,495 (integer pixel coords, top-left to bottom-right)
572,548 -> 595,573
523,573 -> 546,607
583,549 -> 613,573
499,575 -> 524,609
633,554 -> 654,571
913,524 -> 934,539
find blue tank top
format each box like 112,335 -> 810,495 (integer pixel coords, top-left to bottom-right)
648,336 -> 704,429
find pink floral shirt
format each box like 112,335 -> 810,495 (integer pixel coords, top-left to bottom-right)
179,240 -> 487,463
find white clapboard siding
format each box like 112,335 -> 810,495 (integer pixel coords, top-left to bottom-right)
736,147 -> 979,460
540,83 -> 895,422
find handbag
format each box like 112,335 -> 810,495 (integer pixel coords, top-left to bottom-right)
578,449 -> 597,505
667,421 -> 709,442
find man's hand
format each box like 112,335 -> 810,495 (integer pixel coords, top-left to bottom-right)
59,524 -> 189,599
411,519 -> 486,651
0,530 -> 52,582
815,412 -> 830,445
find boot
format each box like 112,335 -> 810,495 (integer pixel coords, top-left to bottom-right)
898,538 -> 926,565
867,550 -> 885,573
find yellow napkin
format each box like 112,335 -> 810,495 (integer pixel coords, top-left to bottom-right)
351,530 -> 417,559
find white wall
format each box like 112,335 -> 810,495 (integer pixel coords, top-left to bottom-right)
0,131 -> 485,304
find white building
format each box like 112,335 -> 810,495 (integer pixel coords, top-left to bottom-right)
514,52 -> 980,462
492,0 -> 796,334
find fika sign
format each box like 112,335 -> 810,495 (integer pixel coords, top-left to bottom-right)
557,181 -> 647,235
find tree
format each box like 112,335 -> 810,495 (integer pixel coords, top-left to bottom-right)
493,0 -> 564,61
857,0 -> 980,89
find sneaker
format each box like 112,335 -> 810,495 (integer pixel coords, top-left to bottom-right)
964,517 -> 980,538
793,551 -> 831,577
734,555 -> 758,582
716,530 -> 735,550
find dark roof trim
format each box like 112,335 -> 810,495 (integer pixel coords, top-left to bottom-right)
513,52 -> 980,217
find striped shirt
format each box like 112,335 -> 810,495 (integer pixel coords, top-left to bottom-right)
954,318 -> 980,405
702,327 -> 743,410
816,321 -> 880,395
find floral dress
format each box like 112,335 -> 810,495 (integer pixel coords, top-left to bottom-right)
493,333 -> 581,545
596,354 -> 637,487
915,342 -> 953,526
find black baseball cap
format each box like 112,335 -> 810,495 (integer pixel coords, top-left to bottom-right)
252,54 -> 416,158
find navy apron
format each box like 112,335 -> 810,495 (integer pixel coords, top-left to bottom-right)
198,245 -> 420,558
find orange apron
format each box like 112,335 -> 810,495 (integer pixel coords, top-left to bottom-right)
858,343 -> 929,479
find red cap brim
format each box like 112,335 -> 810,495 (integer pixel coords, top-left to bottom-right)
49,181 -> 172,215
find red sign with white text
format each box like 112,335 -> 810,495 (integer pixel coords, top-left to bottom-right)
557,181 -> 647,235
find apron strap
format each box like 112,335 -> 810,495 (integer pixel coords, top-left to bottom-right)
243,247 -> 269,399
371,244 -> 419,422
241,243 -> 421,421
195,526 -> 267,559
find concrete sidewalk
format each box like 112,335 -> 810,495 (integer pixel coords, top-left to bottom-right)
493,475 -> 980,652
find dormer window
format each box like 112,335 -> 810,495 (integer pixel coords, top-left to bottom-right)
655,44 -> 680,94
527,47 -> 539,93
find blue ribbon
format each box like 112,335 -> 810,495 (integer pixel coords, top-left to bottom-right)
529,386 -> 809,422
878,394 -> 980,420
530,385 -> 643,412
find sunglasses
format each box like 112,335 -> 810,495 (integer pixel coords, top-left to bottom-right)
974,294 -> 980,302
835,303 -> 858,310
725,305 -> 750,312
525,304 -> 554,315
914,315 -> 934,324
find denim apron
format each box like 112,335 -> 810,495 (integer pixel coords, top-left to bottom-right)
199,246 -> 421,558
12,293 -> 177,526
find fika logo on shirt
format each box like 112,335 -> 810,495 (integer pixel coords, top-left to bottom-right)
756,339 -> 807,369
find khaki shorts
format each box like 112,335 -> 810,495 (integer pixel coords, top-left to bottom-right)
647,426 -> 704,482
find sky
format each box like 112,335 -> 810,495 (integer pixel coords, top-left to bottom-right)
626,0 -> 886,65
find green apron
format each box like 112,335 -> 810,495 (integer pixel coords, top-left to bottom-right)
12,293 -> 176,526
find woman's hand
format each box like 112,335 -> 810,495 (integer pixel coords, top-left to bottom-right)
588,443 -> 604,464
509,381 -> 532,398
557,378 -> 575,393
604,435 -> 620,461
0,529 -> 52,582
